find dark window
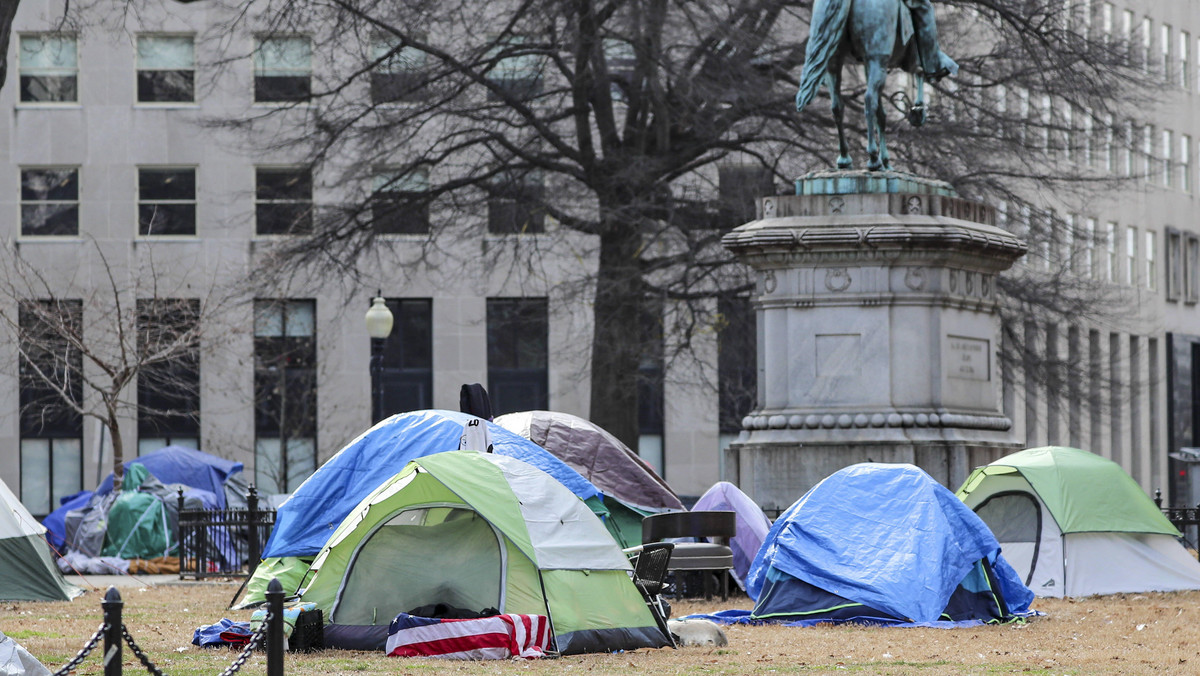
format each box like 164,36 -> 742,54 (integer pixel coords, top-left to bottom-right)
136,35 -> 194,103
603,38 -> 636,101
718,165 -> 774,227
372,168 -> 430,234
18,300 -> 83,515
487,171 -> 544,234
371,37 -> 432,104
375,298 -> 433,420
255,36 -> 311,103
718,295 -> 757,433
254,299 -> 317,493
487,298 -> 548,415
139,167 -> 196,235
137,299 -> 200,454
256,168 -> 313,235
638,300 -> 665,470
485,36 -> 542,101
19,34 -> 77,103
21,168 -> 79,236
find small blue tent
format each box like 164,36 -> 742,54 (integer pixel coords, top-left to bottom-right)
95,446 -> 245,508
261,410 -> 602,559
746,463 -> 1033,626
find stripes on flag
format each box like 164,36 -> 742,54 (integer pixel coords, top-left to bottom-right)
385,612 -> 551,660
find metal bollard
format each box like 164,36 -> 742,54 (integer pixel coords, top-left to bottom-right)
265,578 -> 284,676
102,587 -> 122,676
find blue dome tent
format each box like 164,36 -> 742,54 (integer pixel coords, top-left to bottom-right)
746,463 -> 1034,626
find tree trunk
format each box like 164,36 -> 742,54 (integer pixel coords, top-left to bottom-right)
589,222 -> 644,450
107,406 -> 124,491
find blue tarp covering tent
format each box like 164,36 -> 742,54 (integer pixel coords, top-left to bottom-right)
94,446 -> 244,508
42,490 -> 92,552
746,463 -> 1034,626
261,409 -> 603,559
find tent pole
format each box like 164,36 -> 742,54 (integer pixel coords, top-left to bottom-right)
536,571 -> 558,654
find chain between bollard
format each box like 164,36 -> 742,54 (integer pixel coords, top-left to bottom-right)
52,623 -> 108,676
216,611 -> 273,676
121,625 -> 165,676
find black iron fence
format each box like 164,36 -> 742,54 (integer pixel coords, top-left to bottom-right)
1155,489 -> 1200,557
53,579 -> 286,676
178,485 -> 276,579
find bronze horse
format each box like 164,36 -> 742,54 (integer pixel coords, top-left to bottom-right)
796,0 -> 957,171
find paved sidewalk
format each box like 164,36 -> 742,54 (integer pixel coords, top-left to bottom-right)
66,574 -> 241,589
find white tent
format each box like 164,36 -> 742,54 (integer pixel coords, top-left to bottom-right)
0,478 -> 83,601
958,446 -> 1200,598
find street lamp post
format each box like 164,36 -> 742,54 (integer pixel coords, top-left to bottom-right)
365,293 -> 394,424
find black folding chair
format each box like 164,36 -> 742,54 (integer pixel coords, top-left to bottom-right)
624,541 -> 676,648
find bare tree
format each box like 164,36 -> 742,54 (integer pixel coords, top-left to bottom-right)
0,239 -> 243,491
0,1 -> 19,93
73,0 -> 1160,447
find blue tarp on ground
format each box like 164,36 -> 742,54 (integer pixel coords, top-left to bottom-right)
94,446 -> 244,508
746,463 -> 1033,624
261,409 -> 603,559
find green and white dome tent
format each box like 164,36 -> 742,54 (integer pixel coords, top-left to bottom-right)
0,476 -> 82,602
297,450 -> 670,653
957,446 -> 1200,597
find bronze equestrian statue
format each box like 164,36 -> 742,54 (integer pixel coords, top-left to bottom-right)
796,0 -> 959,171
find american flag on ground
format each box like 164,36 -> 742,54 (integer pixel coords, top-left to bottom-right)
385,612 -> 551,660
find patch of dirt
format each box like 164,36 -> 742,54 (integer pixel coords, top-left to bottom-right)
3,582 -> 1198,675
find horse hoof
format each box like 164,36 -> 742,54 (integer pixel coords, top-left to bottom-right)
867,159 -> 882,171
837,157 -> 852,169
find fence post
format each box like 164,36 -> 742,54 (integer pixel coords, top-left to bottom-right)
177,487 -> 186,580
102,587 -> 122,676
266,577 -> 284,676
247,484 -> 261,571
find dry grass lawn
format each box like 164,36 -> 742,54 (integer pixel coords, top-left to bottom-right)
3,580 -> 1200,675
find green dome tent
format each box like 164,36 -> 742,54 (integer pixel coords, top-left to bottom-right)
297,451 -> 670,654
958,446 -> 1200,597
0,477 -> 82,601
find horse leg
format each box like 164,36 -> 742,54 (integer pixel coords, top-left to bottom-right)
876,83 -> 890,170
908,74 -> 927,127
863,59 -> 887,171
826,62 -> 852,169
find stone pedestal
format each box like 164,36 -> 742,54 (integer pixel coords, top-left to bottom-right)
721,170 -> 1027,513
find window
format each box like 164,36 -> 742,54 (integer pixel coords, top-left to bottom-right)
1146,230 -> 1157,290
1163,129 -> 1174,186
1101,3 -> 1113,44
487,170 -> 544,234
1126,226 -> 1138,285
375,299 -> 433,421
1124,120 -> 1135,176
1081,107 -> 1093,166
254,299 -> 317,494
136,35 -> 194,102
1167,228 -> 1184,301
603,38 -> 636,101
485,35 -> 542,100
1161,24 -> 1172,80
1141,17 -> 1152,73
1085,217 -> 1097,277
1122,10 -> 1134,61
1106,221 -> 1118,281
1104,114 -> 1116,173
486,298 -> 548,415
1063,104 -> 1073,162
1015,87 -> 1030,145
1182,134 -> 1193,193
137,299 -> 200,455
21,168 -> 79,236
372,167 -> 430,234
139,167 -> 196,235
718,295 -> 756,453
1040,93 -> 1052,151
255,36 -> 311,103
1187,234 -> 1200,304
19,34 -> 77,103
1182,31 -> 1191,89
1142,124 -> 1153,180
256,167 -> 313,235
718,165 -> 773,228
371,35 -> 430,103
19,300 -> 83,516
